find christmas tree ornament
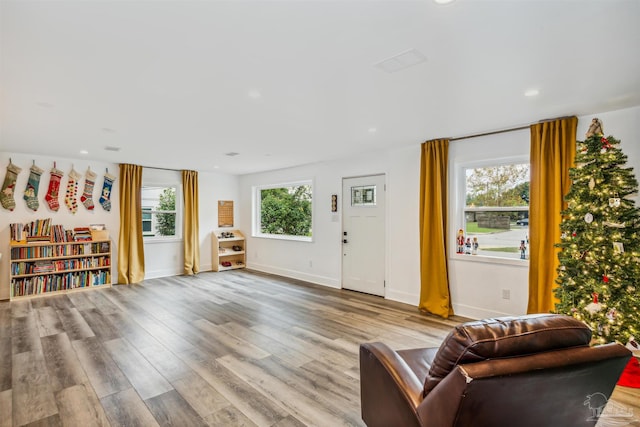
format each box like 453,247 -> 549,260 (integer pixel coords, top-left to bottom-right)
585,293 -> 603,314
99,171 -> 116,211
23,163 -> 43,211
585,118 -> 604,138
603,221 -> 626,228
588,177 -> 595,189
609,193 -> 621,207
80,168 -> 97,210
45,165 -> 63,211
584,212 -> 594,223
65,168 -> 81,214
606,309 -> 617,321
602,274 -> 609,283
1,160 -> 22,211
613,242 -> 624,254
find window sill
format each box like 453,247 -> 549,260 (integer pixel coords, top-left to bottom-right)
450,253 -> 529,267
252,233 -> 313,243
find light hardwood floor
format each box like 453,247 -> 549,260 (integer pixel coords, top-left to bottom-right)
0,270 -> 638,426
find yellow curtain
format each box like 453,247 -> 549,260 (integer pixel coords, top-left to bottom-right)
117,164 -> 145,284
527,117 -> 577,313
182,170 -> 200,275
419,139 -> 453,318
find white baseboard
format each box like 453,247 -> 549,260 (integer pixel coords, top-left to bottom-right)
247,262 -> 341,289
144,268 -> 183,280
384,288 -> 418,306
452,303 -> 520,320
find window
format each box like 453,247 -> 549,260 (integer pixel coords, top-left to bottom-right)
459,162 -> 529,260
253,180 -> 313,241
141,185 -> 180,239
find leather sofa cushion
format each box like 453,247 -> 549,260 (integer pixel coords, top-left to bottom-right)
423,313 -> 591,395
397,347 -> 439,382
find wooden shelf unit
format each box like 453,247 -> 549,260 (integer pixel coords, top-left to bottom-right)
212,230 -> 245,272
9,239 -> 112,300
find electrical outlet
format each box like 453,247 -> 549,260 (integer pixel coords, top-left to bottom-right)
502,289 -> 510,300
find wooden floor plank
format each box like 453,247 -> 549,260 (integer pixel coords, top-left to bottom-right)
55,307 -> 95,341
0,389 -> 11,427
204,406 -> 257,427
54,384 -> 110,427
0,337 -> 11,391
71,336 -> 131,399
4,270 -> 638,426
144,389 -> 208,427
40,333 -> 90,392
11,350 -> 58,426
103,337 -> 173,400
171,371 -> 231,419
101,387 -> 160,427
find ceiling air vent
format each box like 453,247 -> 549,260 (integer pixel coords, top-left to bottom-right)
225,152 -> 240,157
104,146 -> 121,152
374,48 -> 427,73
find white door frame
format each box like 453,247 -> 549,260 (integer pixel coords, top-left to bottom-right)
341,173 -> 387,296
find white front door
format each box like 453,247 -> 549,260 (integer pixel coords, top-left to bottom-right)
342,175 -> 386,296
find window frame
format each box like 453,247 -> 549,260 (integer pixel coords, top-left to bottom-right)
454,156 -> 530,265
252,179 -> 314,242
141,183 -> 183,242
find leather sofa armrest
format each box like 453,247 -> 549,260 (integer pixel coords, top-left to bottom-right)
360,342 -> 424,427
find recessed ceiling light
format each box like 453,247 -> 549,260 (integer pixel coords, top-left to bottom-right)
225,152 -> 240,157
434,0 -> 455,4
80,150 -> 89,155
368,128 -> 378,134
101,127 -> 116,133
524,89 -> 540,97
248,90 -> 262,99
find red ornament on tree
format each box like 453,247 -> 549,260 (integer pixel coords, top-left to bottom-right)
601,137 -> 612,150
603,274 -> 610,283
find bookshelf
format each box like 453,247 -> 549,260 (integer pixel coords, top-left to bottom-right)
9,220 -> 112,300
212,230 -> 245,271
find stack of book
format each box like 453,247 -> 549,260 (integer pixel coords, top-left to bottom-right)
24,218 -> 52,242
73,227 -> 93,242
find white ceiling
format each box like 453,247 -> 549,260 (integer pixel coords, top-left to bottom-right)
1,0 -> 639,175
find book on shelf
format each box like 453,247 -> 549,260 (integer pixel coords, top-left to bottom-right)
73,227 -> 92,241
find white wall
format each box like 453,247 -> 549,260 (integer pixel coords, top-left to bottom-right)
238,146 -> 422,304
129,167 -> 240,279
0,152 -> 120,300
0,154 -> 240,298
238,105 -> 640,319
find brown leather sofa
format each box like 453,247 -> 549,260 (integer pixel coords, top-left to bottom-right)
360,314 -> 631,427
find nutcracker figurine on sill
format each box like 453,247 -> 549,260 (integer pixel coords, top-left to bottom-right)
456,229 -> 465,254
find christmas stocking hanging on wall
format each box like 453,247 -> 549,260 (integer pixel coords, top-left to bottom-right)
45,166 -> 64,211
99,171 -> 116,211
1,160 -> 22,211
81,168 -> 96,210
24,163 -> 44,211
65,168 -> 81,214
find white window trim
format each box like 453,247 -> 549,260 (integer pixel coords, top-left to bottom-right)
142,182 -> 183,243
252,179 -> 314,242
452,156 -> 529,264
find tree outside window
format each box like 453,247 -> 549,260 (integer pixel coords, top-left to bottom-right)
254,182 -> 313,241
141,185 -> 179,238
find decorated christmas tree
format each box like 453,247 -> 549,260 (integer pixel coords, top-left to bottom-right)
555,118 -> 640,347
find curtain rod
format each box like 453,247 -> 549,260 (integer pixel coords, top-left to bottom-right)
120,163 -> 183,172
449,125 -> 529,142
449,115 -> 576,142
